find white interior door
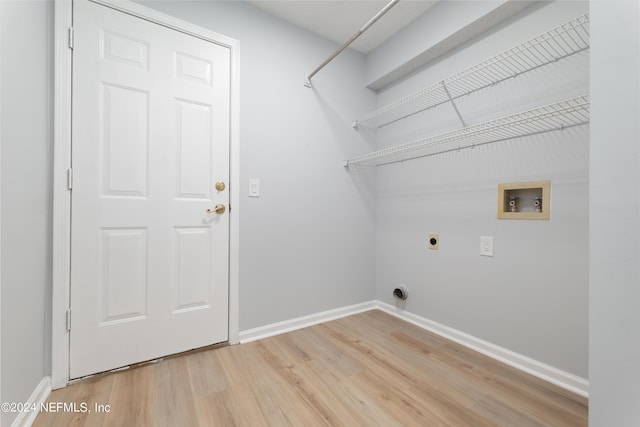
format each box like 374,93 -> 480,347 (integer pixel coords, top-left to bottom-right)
70,0 -> 231,379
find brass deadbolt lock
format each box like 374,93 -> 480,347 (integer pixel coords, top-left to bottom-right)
215,181 -> 226,191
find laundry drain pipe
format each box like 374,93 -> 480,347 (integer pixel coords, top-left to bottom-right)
393,285 -> 408,300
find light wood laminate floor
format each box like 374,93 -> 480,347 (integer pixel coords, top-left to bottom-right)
34,310 -> 587,426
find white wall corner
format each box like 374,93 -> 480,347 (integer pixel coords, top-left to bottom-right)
10,377 -> 51,427
373,301 -> 589,398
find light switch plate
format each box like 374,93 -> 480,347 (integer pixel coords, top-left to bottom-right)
248,179 -> 260,198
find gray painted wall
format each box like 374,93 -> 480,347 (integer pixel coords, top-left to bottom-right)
370,1 -> 589,378
589,0 -> 640,424
135,0 -> 379,330
0,1 -> 54,425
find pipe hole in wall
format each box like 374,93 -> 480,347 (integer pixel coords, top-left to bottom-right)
393,285 -> 408,300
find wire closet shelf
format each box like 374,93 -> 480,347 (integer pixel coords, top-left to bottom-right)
353,14 -> 590,129
344,95 -> 590,167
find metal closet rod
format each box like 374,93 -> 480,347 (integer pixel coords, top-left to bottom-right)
304,0 -> 400,87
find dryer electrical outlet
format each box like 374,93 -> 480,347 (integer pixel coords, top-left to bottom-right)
428,233 -> 439,250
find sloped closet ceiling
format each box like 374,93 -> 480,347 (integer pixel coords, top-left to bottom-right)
246,0 -> 438,53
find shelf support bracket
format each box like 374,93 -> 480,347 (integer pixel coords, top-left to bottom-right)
442,82 -> 467,128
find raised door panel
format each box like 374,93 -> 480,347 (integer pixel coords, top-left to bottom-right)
100,83 -> 149,197
99,228 -> 148,324
175,100 -> 212,199
173,227 -> 211,312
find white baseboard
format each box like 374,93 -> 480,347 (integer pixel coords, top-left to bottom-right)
11,376 -> 51,427
239,300 -> 588,398
239,301 -> 377,343
374,301 -> 589,398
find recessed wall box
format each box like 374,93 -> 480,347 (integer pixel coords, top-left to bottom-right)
497,180 -> 550,220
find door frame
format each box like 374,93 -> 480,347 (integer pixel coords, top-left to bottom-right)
52,0 -> 240,389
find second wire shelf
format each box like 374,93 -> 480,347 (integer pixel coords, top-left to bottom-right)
344,95 -> 590,167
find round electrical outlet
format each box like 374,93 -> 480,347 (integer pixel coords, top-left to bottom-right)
428,233 -> 439,250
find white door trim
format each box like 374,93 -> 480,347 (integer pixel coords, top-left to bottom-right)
52,0 -> 240,389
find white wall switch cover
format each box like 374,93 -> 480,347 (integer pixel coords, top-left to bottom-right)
480,236 -> 494,257
248,178 -> 260,198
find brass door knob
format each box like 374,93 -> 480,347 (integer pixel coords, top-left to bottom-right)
215,181 -> 226,191
207,204 -> 226,214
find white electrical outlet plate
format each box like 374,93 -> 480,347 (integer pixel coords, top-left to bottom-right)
480,236 -> 494,257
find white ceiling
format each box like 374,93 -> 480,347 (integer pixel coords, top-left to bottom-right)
246,0 -> 439,54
